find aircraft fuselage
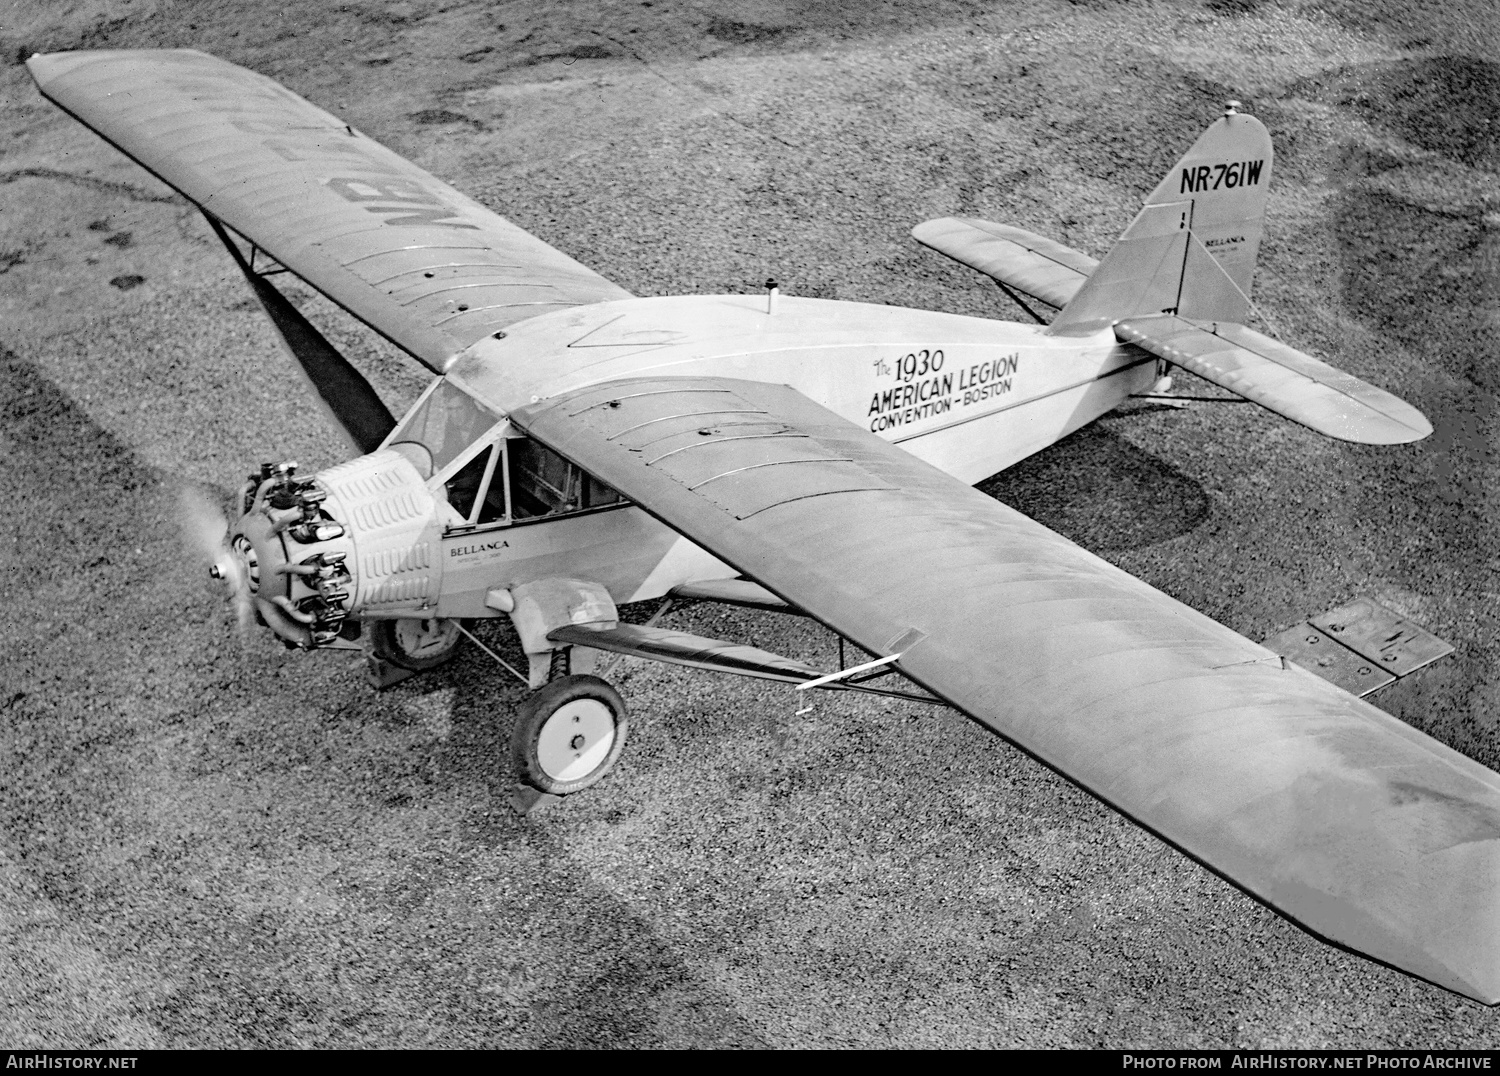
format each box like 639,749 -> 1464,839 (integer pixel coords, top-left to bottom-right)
393,293 -> 1156,616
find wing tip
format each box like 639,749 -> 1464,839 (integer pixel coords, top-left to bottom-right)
1318,401 -> 1434,444
909,216 -> 962,243
27,47 -> 220,86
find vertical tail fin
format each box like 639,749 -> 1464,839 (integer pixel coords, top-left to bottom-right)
1050,108 -> 1274,333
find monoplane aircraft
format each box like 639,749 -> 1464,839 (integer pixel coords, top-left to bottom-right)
27,49 -> 1500,1005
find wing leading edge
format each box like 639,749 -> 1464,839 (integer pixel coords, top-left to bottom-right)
511,375 -> 1500,1004
27,49 -> 632,371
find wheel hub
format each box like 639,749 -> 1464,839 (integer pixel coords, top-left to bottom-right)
393,618 -> 460,660
536,699 -> 616,783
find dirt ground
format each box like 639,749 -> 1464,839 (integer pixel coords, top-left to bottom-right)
2,0 -> 1498,1049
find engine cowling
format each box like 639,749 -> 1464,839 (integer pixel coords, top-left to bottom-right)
226,450 -> 443,648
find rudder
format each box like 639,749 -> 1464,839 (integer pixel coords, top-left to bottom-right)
1050,108 -> 1274,333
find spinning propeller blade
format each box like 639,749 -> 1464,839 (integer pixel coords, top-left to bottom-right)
178,484 -> 254,636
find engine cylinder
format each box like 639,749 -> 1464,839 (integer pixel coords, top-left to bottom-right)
230,450 -> 442,648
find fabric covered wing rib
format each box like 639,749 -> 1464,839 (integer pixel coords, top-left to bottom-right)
511,375 -> 1500,1004
27,49 -> 632,371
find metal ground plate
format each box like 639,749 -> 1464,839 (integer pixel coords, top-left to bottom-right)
1310,598 -> 1455,677
1261,624 -> 1396,697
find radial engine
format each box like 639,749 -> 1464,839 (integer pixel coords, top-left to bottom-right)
213,449 -> 444,648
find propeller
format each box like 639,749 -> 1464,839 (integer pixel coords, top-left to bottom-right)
178,484 -> 255,637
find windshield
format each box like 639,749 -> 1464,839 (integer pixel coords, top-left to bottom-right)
388,379 -> 501,476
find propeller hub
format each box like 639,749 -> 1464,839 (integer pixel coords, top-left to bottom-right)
231,534 -> 259,591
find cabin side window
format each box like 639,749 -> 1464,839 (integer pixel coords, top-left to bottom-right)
508,437 -> 624,520
438,436 -> 624,529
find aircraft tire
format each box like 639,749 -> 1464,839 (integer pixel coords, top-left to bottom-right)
512,674 -> 628,795
369,616 -> 464,671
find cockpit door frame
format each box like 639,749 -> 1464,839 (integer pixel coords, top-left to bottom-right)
431,421 -> 511,533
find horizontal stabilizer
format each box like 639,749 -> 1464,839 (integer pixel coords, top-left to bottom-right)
1115,314 -> 1432,444
911,217 -> 1097,309
549,622 -> 820,683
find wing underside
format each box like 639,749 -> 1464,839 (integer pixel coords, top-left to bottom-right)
27,49 -> 633,371
511,375 -> 1500,1004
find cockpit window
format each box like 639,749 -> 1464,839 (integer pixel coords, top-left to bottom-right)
586,472 -> 624,510
476,454 -> 508,524
510,438 -> 581,518
438,436 -> 624,529
445,445 -> 493,522
441,443 -> 508,528
388,379 -> 500,476
509,437 -> 624,520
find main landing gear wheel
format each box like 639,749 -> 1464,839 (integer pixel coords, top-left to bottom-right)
512,674 -> 628,795
370,617 -> 463,671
